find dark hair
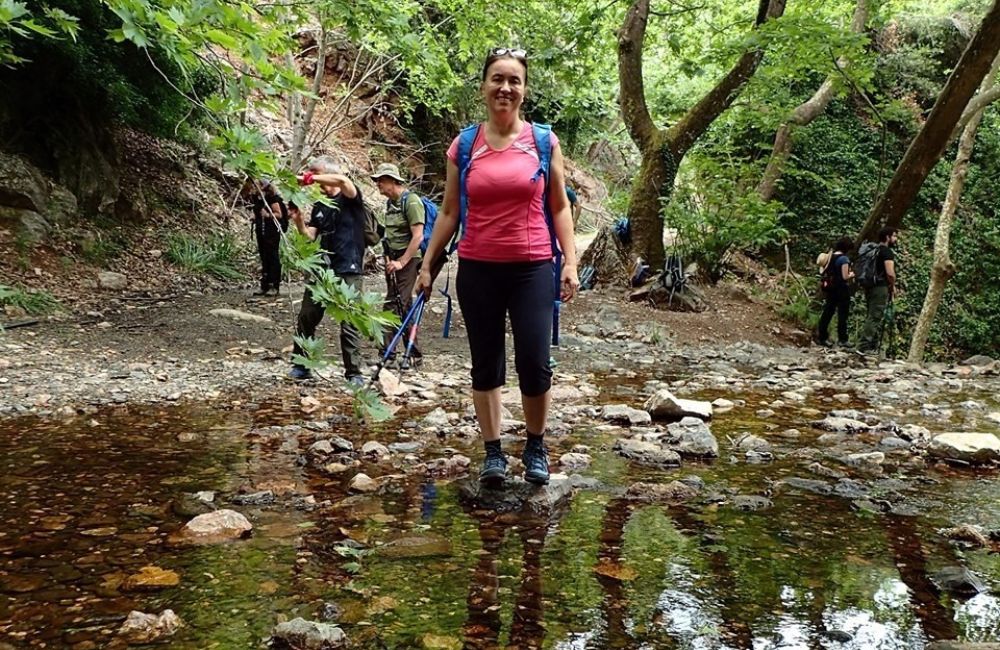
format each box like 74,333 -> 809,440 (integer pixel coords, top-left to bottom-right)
481,50 -> 528,84
878,226 -> 897,243
834,237 -> 854,253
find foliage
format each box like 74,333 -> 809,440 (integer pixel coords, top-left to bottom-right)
0,284 -> 61,315
663,157 -> 788,282
165,232 -> 242,280
0,0 -> 78,66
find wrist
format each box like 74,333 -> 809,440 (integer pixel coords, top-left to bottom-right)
301,172 -> 314,186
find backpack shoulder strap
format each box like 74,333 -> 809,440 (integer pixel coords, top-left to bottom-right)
456,123 -> 482,241
530,123 -> 558,256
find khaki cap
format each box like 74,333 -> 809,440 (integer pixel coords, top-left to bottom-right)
370,162 -> 405,183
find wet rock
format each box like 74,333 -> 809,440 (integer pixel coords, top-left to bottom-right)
807,462 -> 846,479
614,438 -> 681,467
735,434 -> 771,453
322,435 -> 355,453
425,455 -> 471,478
172,494 -> 214,517
118,610 -> 183,644
822,630 -> 853,643
623,480 -> 699,503
209,308 -> 272,324
665,417 -> 718,457
177,509 -> 252,543
377,369 -> 407,397
962,355 -> 995,367
939,524 -> 990,548
379,534 -> 452,559
271,617 -> 348,649
811,416 -> 870,433
558,452 -> 592,470
389,441 -> 422,454
121,566 -> 180,591
712,398 -> 735,413
879,436 -> 911,449
600,404 -> 652,426
360,441 -> 390,459
932,566 -> 986,597
732,495 -> 773,511
846,452 -> 885,468
348,473 -> 378,493
457,474 -> 583,514
927,643 -> 1000,650
782,477 -> 833,495
644,389 -> 713,421
309,440 -> 336,456
833,479 -> 869,500
929,433 -> 1000,464
232,490 -> 276,506
422,407 -> 451,427
745,450 -> 774,463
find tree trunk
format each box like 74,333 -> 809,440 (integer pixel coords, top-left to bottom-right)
857,0 -> 1000,244
615,0 -> 786,270
289,23 -> 328,170
908,56 -> 999,363
757,0 -> 869,201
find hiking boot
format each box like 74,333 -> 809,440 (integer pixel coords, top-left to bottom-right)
347,375 -> 365,388
521,438 -> 550,486
816,339 -> 834,349
288,365 -> 313,380
837,341 -> 854,350
479,447 -> 508,488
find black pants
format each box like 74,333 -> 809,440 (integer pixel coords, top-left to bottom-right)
818,285 -> 851,344
293,274 -> 363,378
457,259 -> 553,396
256,234 -> 281,291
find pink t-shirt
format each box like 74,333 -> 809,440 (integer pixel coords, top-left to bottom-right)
447,122 -> 558,262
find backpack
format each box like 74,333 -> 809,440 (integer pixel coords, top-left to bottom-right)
399,191 -> 440,254
855,242 -> 882,288
362,201 -> 383,247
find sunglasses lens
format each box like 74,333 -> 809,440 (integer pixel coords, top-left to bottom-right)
489,47 -> 526,59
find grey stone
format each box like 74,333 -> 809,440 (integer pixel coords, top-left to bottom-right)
360,440 -> 390,459
783,477 -> 833,495
272,618 -> 348,649
614,439 -> 681,467
732,495 -> 773,511
665,417 -> 718,457
558,452 -> 592,470
644,389 -> 713,421
601,404 -> 652,426
209,308 -> 272,324
932,566 -> 987,597
118,610 -> 183,644
811,416 -> 871,433
178,510 -> 252,543
232,490 -> 276,506
961,355 -> 995,367
97,271 -> 127,291
623,480 -> 699,503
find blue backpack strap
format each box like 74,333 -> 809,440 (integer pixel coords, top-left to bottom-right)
456,123 -> 482,247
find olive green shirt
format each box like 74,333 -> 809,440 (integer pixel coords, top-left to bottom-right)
384,192 -> 425,257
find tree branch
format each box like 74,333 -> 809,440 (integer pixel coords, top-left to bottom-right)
617,0 -> 658,151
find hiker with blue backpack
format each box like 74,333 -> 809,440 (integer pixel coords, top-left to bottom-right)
414,48 -> 580,488
371,162 -> 434,367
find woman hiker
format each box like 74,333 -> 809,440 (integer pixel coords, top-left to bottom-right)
817,236 -> 855,348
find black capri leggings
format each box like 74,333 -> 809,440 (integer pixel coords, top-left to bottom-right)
456,258 -> 554,397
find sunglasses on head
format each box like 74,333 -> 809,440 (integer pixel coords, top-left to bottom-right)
489,47 -> 527,60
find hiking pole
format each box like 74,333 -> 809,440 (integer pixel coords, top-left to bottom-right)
439,261 -> 453,338
368,292 -> 426,389
552,250 -> 562,347
400,297 -> 426,369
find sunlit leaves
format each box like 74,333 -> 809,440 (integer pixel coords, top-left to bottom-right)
0,0 -> 80,65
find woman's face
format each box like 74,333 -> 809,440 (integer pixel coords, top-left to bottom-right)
481,57 -> 526,116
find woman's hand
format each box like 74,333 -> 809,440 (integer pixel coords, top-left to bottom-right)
414,267 -> 433,299
560,263 -> 580,302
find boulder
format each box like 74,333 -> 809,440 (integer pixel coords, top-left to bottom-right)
929,433 -> 1000,464
360,441 -> 390,459
422,407 -> 451,427
811,416 -> 870,433
425,455 -> 470,478
932,566 -> 987,596
177,509 -> 252,543
961,355 -> 995,367
272,618 -> 348,649
613,439 -> 681,468
600,404 -> 652,426
118,610 -> 183,644
665,417 -> 718,457
348,473 -> 378,493
558,452 -> 592,470
644,389 -> 713,421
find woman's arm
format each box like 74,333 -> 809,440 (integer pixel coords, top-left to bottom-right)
546,142 -> 580,300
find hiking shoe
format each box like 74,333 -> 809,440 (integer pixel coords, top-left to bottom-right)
837,341 -> 854,350
521,438 -> 550,486
479,447 -> 508,488
288,365 -> 313,380
816,339 -> 834,349
347,375 -> 365,388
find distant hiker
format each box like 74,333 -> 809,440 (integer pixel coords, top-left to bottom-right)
857,227 -> 899,354
816,237 -> 854,348
414,47 -> 580,488
565,184 -> 582,228
371,162 -> 429,367
287,158 -> 366,385
247,179 -> 288,296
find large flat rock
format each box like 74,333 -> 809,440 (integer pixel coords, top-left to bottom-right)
929,433 -> 1000,464
644,389 -> 713,421
457,474 -> 595,515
